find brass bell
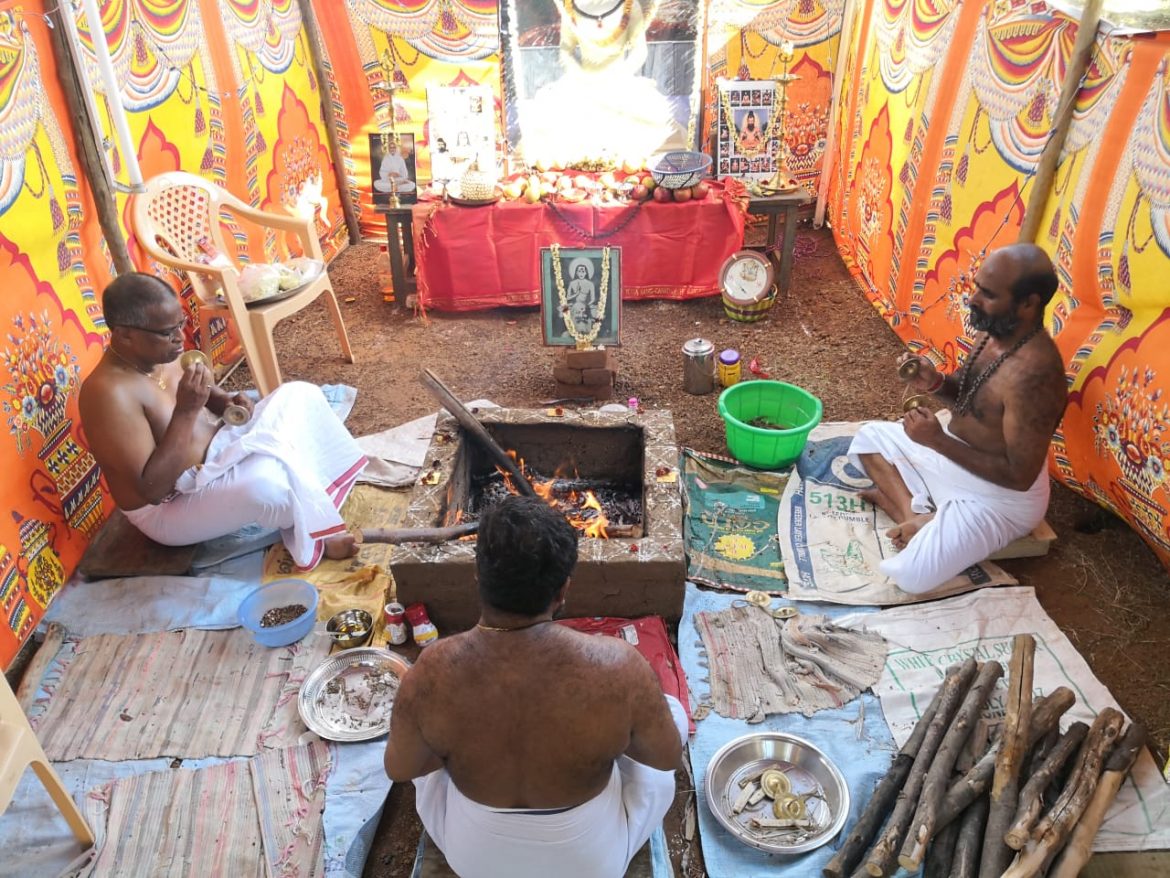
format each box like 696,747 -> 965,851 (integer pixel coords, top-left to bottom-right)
902,394 -> 931,413
179,349 -> 211,371
897,357 -> 922,381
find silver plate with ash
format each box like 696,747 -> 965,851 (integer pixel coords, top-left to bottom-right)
298,647 -> 412,742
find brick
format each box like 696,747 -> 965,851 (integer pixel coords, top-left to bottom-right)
563,348 -> 613,370
581,367 -> 617,386
552,365 -> 583,384
555,380 -> 614,401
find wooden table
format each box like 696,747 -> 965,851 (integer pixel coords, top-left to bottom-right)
747,188 -> 814,295
372,204 -> 416,307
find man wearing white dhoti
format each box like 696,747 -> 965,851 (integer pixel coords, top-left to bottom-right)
848,244 -> 1067,594
385,496 -> 686,878
80,273 -> 366,569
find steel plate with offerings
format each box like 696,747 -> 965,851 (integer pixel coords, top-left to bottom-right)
720,250 -> 776,323
298,647 -> 412,741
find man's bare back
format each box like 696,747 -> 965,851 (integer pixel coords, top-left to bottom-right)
389,622 -> 678,809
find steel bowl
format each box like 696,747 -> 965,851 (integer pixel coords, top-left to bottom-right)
326,608 -> 373,649
705,732 -> 849,855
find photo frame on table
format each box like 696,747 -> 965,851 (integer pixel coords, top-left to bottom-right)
715,80 -> 780,183
540,246 -> 622,347
426,85 -> 495,184
369,133 -> 417,205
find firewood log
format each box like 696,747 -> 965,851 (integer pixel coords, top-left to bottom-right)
952,794 -> 990,878
361,522 -> 479,544
1004,722 -> 1089,850
1047,723 -> 1146,878
936,687 -> 1074,831
899,660 -> 1004,871
999,707 -> 1125,878
980,634 -> 1036,878
863,658 -> 979,877
822,694 -> 943,878
922,810 -> 960,878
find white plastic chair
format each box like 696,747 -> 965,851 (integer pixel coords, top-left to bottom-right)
0,673 -> 94,848
129,172 -> 354,396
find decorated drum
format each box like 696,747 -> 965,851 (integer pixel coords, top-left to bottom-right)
720,250 -> 777,323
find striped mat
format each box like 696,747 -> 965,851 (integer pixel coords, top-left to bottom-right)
80,742 -> 330,877
30,627 -> 331,761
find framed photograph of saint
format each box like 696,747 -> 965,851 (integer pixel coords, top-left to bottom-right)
369,133 -> 417,205
540,246 -> 622,347
426,84 -> 495,184
715,80 -> 779,183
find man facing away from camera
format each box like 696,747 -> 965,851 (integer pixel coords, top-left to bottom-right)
384,495 -> 687,877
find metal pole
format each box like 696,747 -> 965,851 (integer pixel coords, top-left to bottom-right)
75,0 -> 144,190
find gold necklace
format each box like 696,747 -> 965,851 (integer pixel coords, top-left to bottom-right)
551,243 -> 610,346
108,345 -> 167,390
475,619 -> 552,633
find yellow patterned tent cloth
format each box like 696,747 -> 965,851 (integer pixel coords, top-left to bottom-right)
262,484 -> 412,648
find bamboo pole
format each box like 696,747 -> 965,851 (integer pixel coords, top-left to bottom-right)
46,6 -> 133,275
297,0 -> 362,244
1017,0 -> 1104,243
980,634 -> 1036,878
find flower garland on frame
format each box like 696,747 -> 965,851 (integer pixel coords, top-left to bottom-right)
551,243 -> 611,347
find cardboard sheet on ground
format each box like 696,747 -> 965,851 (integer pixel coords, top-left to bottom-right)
838,586 -> 1170,852
778,423 -> 1016,605
680,584 -> 894,877
682,449 -> 789,593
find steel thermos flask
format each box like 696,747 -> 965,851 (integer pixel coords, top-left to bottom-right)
683,338 -> 717,394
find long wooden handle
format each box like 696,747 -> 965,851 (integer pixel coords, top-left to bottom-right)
420,369 -> 537,497
361,522 -> 479,544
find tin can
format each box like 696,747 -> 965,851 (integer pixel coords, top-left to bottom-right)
383,601 -> 408,646
718,349 -> 742,387
683,338 -> 716,395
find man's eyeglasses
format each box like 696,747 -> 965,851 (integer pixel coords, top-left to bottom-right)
113,316 -> 189,338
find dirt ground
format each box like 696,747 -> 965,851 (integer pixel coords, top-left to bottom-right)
236,226 -> 1170,876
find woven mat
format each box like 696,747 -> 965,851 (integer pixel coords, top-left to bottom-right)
264,484 -> 411,649
29,625 -> 330,761
80,742 -> 330,877
693,603 -> 886,721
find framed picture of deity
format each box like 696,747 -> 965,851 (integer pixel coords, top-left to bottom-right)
540,245 -> 622,347
369,133 -> 417,205
715,80 -> 780,183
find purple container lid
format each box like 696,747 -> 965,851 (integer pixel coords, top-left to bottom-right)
719,349 -> 740,366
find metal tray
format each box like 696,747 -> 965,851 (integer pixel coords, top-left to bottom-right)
705,732 -> 849,855
298,647 -> 412,742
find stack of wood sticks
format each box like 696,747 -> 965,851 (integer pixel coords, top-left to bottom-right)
822,635 -> 1145,878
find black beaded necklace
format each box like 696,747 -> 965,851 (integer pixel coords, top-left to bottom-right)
955,326 -> 1042,415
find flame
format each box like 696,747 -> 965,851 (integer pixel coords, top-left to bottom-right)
491,454 -> 611,538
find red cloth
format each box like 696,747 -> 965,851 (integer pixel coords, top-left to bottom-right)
412,183 -> 747,312
556,615 -> 694,734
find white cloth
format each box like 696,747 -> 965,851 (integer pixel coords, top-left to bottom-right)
414,695 -> 688,878
123,382 -> 367,569
848,421 -> 1048,594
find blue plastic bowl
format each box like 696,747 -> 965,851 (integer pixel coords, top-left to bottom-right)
238,579 -> 319,647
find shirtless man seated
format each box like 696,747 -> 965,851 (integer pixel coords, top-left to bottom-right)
79,272 -> 365,569
849,243 -> 1068,594
384,496 -> 686,878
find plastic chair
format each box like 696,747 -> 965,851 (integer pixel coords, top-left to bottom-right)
129,172 -> 355,396
0,673 -> 94,847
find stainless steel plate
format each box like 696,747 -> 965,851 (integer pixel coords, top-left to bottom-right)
298,647 -> 412,742
705,732 -> 849,855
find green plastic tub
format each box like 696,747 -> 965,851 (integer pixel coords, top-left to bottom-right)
717,380 -> 823,469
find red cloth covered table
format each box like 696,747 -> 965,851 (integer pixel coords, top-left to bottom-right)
411,184 -> 747,312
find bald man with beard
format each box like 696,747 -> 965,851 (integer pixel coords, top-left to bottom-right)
849,243 -> 1068,594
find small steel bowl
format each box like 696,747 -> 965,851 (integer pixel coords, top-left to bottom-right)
326,609 -> 373,649
705,732 -> 849,855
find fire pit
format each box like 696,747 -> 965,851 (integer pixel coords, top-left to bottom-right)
390,408 -> 685,632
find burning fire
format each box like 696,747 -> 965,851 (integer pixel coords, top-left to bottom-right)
497,454 -> 610,538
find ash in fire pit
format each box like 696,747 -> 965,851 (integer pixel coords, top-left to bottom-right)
470,466 -> 643,538
391,408 -> 686,633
